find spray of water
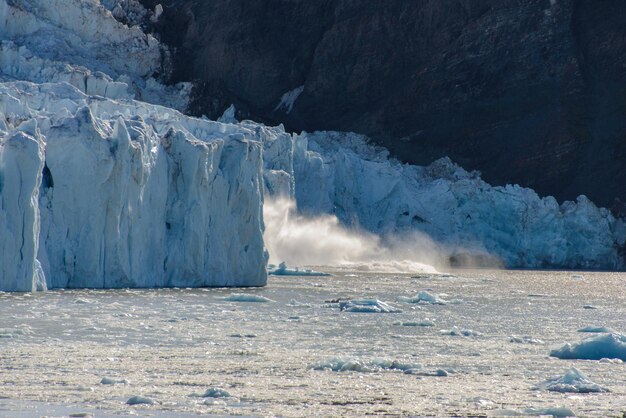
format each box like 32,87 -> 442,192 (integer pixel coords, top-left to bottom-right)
263,197 -> 445,274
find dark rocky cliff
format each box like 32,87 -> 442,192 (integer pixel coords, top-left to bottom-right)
140,0 -> 626,209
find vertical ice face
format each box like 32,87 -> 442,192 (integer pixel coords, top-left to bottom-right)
0,0 -> 266,291
0,127 -> 45,292
33,101 -> 266,289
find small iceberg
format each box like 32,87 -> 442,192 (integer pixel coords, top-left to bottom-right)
394,320 -> 435,327
190,387 -> 231,398
534,368 -> 609,393
268,262 -> 332,277
509,335 -> 544,344
100,377 -> 127,385
550,333 -> 626,361
126,396 -> 154,405
397,290 -> 447,305
339,299 -> 402,313
222,294 -> 274,303
440,327 -> 482,337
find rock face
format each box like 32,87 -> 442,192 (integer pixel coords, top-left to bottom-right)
141,0 -> 626,208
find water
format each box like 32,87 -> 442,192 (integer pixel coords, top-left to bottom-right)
0,270 -> 624,417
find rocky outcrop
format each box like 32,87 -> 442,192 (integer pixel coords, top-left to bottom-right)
141,0 -> 626,208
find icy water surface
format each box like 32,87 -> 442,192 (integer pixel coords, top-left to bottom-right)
0,270 -> 624,417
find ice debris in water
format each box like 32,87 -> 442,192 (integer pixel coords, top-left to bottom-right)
339,299 -> 401,313
577,326 -> 613,333
498,407 -> 577,417
268,262 -> 331,277
126,396 -> 155,405
311,358 -> 421,373
190,388 -> 231,398
222,294 -> 274,303
441,327 -> 482,337
286,299 -> 312,307
100,377 -> 127,385
397,291 -> 447,305
534,368 -> 609,393
394,320 -> 435,327
509,335 -> 544,344
550,333 -> 626,361
599,358 -> 623,364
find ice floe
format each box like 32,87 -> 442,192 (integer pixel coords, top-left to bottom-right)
338,299 -> 402,313
397,290 -> 447,305
440,327 -> 482,337
126,395 -> 154,405
311,358 -> 422,373
190,388 -> 231,398
550,333 -> 626,361
535,368 -> 609,393
268,262 -> 331,277
222,294 -> 274,303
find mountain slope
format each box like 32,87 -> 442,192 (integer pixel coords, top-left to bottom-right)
142,0 -> 626,209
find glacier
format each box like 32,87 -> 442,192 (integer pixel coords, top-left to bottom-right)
262,130 -> 626,269
0,0 -> 625,292
0,0 -> 267,290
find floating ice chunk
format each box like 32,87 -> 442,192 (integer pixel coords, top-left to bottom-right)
496,407 -> 576,417
550,333 -> 626,361
535,368 -> 609,393
311,358 -> 421,373
599,357 -> 623,364
577,326 -> 613,333
204,399 -> 228,406
126,396 -> 154,405
523,407 -> 576,417
394,320 -> 434,327
268,262 -> 331,277
509,335 -> 544,344
371,359 -> 422,373
441,327 -> 482,337
0,327 -> 33,339
222,294 -> 274,303
100,377 -> 127,385
397,291 -> 447,305
190,388 -> 231,398
339,299 -> 401,313
583,305 -> 598,309
286,299 -> 312,307
311,358 -> 373,372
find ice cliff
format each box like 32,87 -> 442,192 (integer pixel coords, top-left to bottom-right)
0,0 -> 266,290
1,0 -> 625,292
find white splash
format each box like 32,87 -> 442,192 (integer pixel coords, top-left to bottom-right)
263,197 -> 440,274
